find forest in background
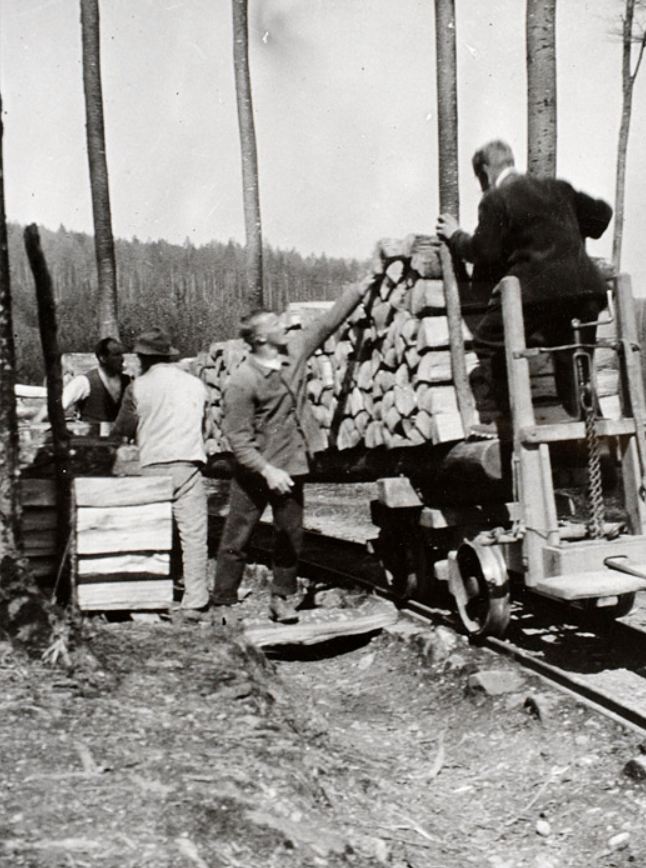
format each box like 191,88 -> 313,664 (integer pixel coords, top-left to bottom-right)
9,223 -> 364,383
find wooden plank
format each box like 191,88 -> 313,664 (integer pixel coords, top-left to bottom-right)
534,570 -> 646,601
542,535 -> 646,578
73,476 -> 173,508
439,244 -> 476,430
76,502 -> 172,554
15,384 -> 47,398
77,552 -> 170,578
77,580 -> 173,611
23,530 -> 57,555
19,478 -> 57,507
520,418 -> 636,444
244,600 -> 399,649
502,276 -> 558,586
21,508 -> 57,532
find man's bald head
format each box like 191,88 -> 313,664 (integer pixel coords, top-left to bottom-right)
472,140 -> 515,191
239,309 -> 288,350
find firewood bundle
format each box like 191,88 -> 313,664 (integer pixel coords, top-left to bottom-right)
196,235 -> 477,456
195,234 -> 622,457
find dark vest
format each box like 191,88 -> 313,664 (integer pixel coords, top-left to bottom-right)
78,368 -> 130,422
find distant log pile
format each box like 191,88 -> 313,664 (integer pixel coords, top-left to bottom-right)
195,236 -> 622,462
195,235 -> 480,456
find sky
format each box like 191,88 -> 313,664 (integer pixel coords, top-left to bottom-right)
1,0 -> 646,291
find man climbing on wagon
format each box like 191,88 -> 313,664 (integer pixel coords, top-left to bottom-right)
436,139 -> 612,433
212,279 -> 373,624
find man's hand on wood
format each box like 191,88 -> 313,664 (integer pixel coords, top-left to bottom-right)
262,464 -> 294,494
436,213 -> 460,242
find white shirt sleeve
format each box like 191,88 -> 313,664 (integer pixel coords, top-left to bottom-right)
62,374 -> 91,411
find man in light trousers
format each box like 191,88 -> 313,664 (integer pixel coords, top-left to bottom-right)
113,327 -> 210,619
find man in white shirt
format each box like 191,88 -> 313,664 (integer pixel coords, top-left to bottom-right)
112,327 -> 210,619
36,338 -> 129,429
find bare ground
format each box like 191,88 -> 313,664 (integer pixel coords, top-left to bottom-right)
2,483 -> 646,866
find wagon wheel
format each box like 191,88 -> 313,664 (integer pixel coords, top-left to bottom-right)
450,541 -> 511,638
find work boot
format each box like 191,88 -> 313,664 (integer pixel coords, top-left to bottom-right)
269,594 -> 299,624
170,603 -> 212,625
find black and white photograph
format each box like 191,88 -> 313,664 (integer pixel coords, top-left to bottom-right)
2,1 -> 646,865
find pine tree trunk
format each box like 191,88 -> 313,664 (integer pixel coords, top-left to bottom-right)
80,0 -> 120,340
0,94 -> 52,648
0,91 -> 21,564
232,0 -> 264,308
613,0 -> 636,271
526,0 -> 557,178
434,0 -> 460,219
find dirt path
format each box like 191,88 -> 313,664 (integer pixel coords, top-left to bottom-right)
3,482 -> 646,866
2,574 -> 646,868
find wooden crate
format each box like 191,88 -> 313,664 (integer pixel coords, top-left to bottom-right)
19,478 -> 58,580
73,476 -> 173,611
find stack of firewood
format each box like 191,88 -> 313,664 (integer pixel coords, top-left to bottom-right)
195,235 -> 622,457
195,235 -> 478,456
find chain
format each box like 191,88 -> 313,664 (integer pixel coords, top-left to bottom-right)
576,351 -> 605,539
584,402 -> 605,538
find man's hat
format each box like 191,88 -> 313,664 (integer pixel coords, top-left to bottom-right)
133,326 -> 179,358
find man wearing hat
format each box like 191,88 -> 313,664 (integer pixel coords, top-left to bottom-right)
113,327 -> 210,617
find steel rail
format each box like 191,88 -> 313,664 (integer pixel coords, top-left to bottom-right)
245,525 -> 646,734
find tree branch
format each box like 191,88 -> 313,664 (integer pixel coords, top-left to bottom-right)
631,30 -> 646,82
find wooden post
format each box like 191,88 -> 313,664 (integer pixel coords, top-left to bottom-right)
502,276 -> 558,584
439,243 -> 475,431
24,224 -> 72,600
614,272 -> 646,533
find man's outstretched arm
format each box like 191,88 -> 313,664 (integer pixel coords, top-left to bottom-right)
299,276 -> 377,359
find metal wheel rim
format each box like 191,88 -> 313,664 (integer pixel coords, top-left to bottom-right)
455,542 -> 511,638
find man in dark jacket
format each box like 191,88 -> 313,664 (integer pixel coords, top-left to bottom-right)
437,139 -> 612,426
212,280 -> 370,623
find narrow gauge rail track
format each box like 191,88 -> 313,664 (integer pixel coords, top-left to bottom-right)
227,519 -> 646,734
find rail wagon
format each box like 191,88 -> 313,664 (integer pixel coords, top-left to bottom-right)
196,235 -> 646,638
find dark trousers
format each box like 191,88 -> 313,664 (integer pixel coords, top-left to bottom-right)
472,295 -> 604,418
213,472 -> 304,604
